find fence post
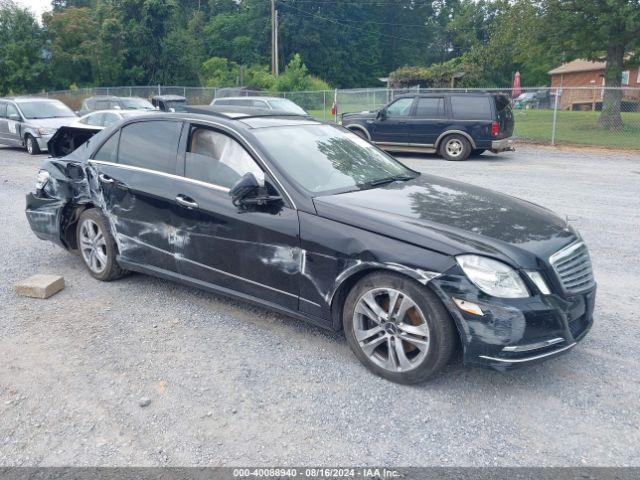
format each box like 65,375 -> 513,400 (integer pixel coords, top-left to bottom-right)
551,88 -> 560,146
323,90 -> 327,120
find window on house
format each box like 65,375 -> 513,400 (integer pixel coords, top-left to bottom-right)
621,70 -> 630,85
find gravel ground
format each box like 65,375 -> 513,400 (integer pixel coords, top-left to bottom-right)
0,144 -> 639,467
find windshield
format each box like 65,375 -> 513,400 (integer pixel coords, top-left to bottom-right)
267,99 -> 307,115
17,100 -> 75,119
253,124 -> 416,194
120,98 -> 155,110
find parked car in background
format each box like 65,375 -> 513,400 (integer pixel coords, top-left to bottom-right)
210,96 -> 307,115
152,94 -> 187,112
69,110 -> 151,130
514,90 -> 550,109
27,111 -> 594,384
78,96 -> 155,115
341,92 -> 514,161
0,97 -> 77,155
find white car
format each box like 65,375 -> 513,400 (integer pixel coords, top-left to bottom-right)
69,110 -> 150,130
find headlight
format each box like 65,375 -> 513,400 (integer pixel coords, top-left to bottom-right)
35,170 -> 50,190
36,127 -> 56,136
456,255 -> 529,298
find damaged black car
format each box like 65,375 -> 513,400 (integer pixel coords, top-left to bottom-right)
25,112 -> 595,384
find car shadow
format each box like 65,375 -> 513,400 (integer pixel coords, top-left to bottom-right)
394,151 -> 517,164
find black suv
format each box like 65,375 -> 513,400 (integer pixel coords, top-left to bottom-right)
341,92 -> 514,161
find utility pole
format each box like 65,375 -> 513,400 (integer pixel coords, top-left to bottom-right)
271,0 -> 279,76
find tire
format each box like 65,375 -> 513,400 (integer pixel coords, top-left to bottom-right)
349,128 -> 369,141
25,134 -> 40,155
76,208 -> 126,281
472,149 -> 486,156
440,134 -> 471,161
343,272 -> 456,384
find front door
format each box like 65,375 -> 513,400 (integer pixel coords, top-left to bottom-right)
408,96 -> 448,146
371,97 -> 415,144
89,119 -> 185,272
2,103 -> 23,146
173,124 -> 300,311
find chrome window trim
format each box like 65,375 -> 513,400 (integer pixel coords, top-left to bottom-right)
88,159 -> 230,193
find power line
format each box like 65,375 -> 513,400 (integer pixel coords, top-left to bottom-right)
278,2 -> 436,48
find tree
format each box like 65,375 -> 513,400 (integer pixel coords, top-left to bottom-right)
0,1 -> 48,95
543,0 -> 640,129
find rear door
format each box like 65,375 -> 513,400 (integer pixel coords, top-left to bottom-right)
89,119 -> 185,272
408,96 -> 448,145
494,94 -> 514,138
173,123 -> 301,310
370,97 -> 415,144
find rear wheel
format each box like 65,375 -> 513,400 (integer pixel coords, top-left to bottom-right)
343,272 -> 456,384
440,134 -> 471,161
25,134 -> 40,155
76,208 -> 126,281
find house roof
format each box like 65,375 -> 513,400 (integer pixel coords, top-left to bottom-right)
548,59 -> 606,75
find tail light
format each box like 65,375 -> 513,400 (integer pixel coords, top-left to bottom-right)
491,121 -> 500,137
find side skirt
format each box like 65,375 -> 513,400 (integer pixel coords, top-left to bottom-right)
117,257 -> 336,332
374,142 -> 437,154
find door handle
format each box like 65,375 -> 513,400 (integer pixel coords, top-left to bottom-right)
176,194 -> 198,209
98,173 -> 114,184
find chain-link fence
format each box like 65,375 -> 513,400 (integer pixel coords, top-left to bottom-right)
41,85 -> 640,150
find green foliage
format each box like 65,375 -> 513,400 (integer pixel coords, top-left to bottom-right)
389,58 -> 482,88
0,1 -> 48,96
272,54 -> 330,92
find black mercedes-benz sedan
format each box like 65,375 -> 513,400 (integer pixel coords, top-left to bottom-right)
25,111 -> 596,384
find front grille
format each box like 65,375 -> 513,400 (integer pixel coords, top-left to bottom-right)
550,242 -> 595,294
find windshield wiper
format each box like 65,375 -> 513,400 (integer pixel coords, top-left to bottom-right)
366,174 -> 417,188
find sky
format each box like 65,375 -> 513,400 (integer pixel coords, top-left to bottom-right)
15,0 -> 51,21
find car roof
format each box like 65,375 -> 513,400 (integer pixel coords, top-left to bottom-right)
1,97 -> 63,103
213,96 -> 288,102
395,91 -> 503,99
153,95 -> 186,101
81,109 -> 148,116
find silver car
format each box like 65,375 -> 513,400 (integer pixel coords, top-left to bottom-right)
210,96 -> 307,115
0,97 -> 77,155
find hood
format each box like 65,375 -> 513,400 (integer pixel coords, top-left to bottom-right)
342,111 -> 377,121
313,175 -> 575,268
27,117 -> 77,130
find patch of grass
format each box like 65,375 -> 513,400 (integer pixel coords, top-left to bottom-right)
514,109 -> 640,149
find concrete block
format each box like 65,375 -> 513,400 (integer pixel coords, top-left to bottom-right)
15,274 -> 65,299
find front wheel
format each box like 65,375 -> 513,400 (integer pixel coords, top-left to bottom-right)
76,208 -> 127,281
343,272 -> 456,384
25,134 -> 40,155
440,134 -> 471,161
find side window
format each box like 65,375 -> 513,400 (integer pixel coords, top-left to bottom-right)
450,96 -> 493,120
186,126 -> 264,189
95,101 -> 110,110
85,113 -> 104,126
118,121 -> 182,174
251,100 -> 268,108
386,98 -> 413,117
7,103 -> 20,119
0,103 -> 6,118
93,131 -> 119,163
102,113 -> 120,126
415,97 -> 445,118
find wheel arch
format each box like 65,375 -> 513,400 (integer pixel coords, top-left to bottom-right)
61,202 -> 97,250
344,124 -> 372,141
435,130 -> 476,150
329,263 -> 440,331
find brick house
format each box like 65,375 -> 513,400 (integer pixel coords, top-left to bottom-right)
548,59 -> 640,111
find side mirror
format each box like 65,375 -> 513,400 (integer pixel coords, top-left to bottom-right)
8,113 -> 20,121
376,108 -> 387,120
229,173 -> 282,208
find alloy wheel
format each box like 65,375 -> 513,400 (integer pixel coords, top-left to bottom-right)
353,288 -> 430,372
445,139 -> 463,158
79,219 -> 108,274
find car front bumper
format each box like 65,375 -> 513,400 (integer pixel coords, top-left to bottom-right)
35,134 -> 54,151
430,271 -> 595,370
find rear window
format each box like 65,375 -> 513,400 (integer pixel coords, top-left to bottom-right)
450,96 -> 492,120
117,120 -> 181,174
